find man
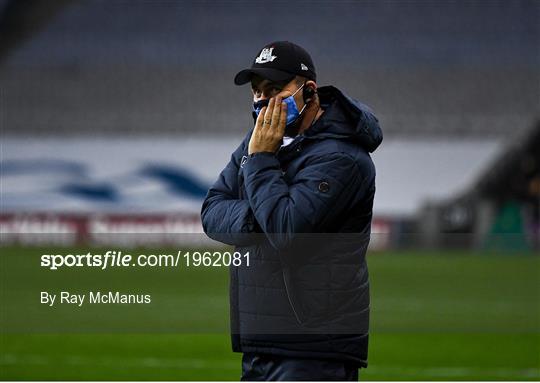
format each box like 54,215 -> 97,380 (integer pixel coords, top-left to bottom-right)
201,41 -> 382,381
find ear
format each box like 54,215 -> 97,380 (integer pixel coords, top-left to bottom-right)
303,80 -> 318,102
304,80 -> 317,91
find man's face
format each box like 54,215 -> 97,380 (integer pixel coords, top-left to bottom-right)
250,76 -> 303,106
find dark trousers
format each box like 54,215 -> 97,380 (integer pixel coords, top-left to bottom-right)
241,353 -> 359,381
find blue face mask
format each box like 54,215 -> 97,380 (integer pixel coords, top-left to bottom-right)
252,83 -> 307,127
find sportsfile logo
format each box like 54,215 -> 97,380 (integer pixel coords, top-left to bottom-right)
40,250 -> 250,270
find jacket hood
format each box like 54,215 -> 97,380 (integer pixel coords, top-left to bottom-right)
305,86 -> 383,153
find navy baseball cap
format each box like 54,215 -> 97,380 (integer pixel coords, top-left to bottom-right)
234,41 -> 316,86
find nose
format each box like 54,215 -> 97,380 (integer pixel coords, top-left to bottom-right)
254,95 -> 266,103
254,98 -> 270,109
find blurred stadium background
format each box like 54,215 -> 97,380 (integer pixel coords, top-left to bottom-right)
0,0 -> 539,380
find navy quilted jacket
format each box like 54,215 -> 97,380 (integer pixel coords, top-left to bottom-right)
201,85 -> 382,367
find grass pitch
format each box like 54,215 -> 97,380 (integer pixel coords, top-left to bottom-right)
1,248 -> 538,380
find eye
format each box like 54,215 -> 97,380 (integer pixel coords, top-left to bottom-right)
268,86 -> 282,95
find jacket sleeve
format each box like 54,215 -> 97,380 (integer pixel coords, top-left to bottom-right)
242,151 -> 368,250
200,135 -> 259,246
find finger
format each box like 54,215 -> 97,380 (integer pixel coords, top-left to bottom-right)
270,96 -> 282,131
255,106 -> 267,129
280,90 -> 293,99
263,98 -> 275,128
278,101 -> 287,135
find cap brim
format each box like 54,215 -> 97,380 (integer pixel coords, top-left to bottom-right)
234,68 -> 296,86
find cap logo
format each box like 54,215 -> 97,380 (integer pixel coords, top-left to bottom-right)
300,63 -> 308,71
255,47 -> 277,64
